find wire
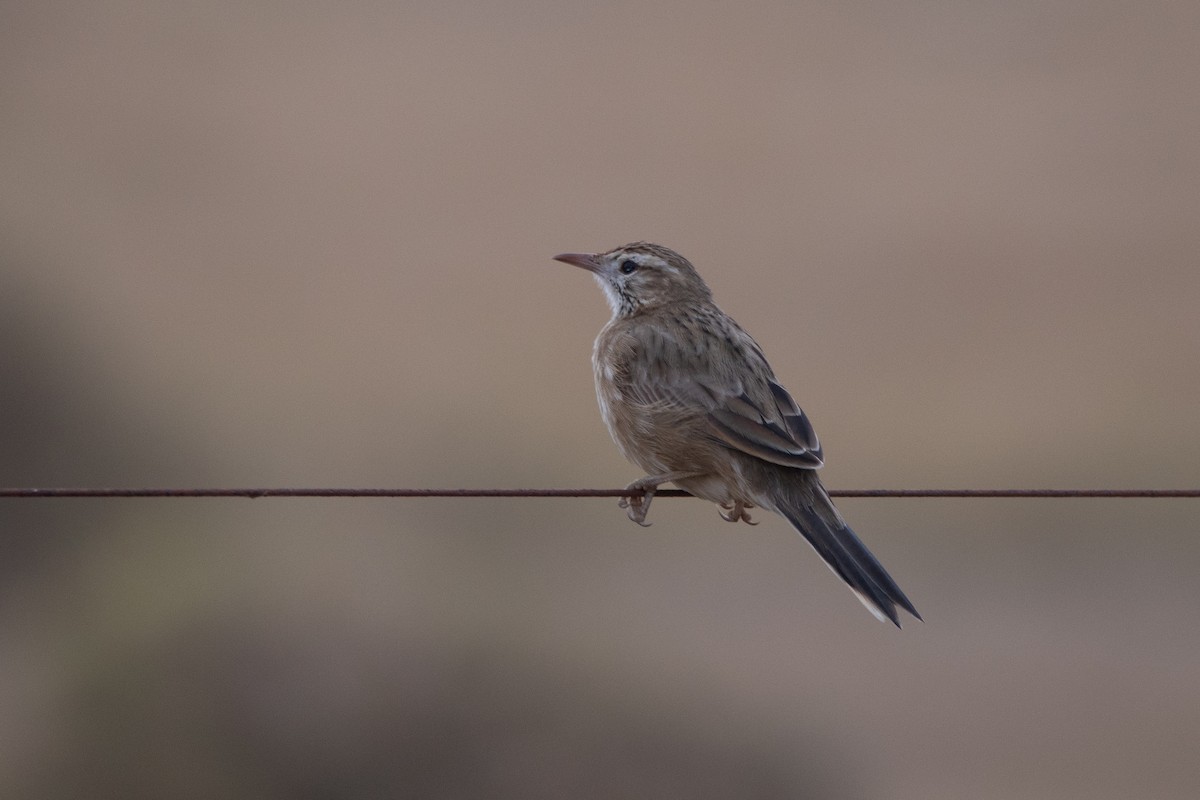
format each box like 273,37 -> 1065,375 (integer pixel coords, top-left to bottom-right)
0,488 -> 1197,499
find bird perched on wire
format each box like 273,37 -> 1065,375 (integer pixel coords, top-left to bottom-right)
553,242 -> 920,627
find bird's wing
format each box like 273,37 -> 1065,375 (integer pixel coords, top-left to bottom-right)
705,378 -> 824,469
623,320 -> 824,470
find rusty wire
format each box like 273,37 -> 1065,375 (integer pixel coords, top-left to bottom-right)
0,487 -> 1197,499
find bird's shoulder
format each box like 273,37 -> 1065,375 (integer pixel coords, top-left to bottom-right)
595,304 -> 766,399
599,302 -> 761,362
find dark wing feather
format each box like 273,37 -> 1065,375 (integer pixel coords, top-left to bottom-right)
707,379 -> 824,469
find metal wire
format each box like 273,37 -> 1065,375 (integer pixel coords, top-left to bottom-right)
1,488 -> 1197,499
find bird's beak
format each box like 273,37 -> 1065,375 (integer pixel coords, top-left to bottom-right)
553,252 -> 601,273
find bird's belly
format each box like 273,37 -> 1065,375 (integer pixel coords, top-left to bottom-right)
597,387 -> 740,499
596,388 -> 667,470
674,473 -> 740,506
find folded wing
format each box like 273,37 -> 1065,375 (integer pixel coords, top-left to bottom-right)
707,379 -> 824,469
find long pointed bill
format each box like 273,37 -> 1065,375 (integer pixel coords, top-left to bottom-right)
552,252 -> 601,272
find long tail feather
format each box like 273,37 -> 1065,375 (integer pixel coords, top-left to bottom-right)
770,475 -> 921,627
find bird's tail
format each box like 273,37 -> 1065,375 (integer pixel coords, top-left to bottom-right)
767,473 -> 921,627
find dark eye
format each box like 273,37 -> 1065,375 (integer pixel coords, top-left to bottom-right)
619,259 -> 638,274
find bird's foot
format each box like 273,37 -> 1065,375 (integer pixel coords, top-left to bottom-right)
618,478 -> 659,527
718,500 -> 757,525
619,472 -> 705,527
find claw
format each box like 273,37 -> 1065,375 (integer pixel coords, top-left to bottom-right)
621,481 -> 657,526
718,500 -> 758,525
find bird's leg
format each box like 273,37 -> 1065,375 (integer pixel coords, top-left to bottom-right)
718,500 -> 758,525
619,472 -> 701,527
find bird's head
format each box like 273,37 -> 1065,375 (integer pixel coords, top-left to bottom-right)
553,242 -> 712,317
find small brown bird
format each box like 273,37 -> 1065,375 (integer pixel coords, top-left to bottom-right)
554,242 -> 920,627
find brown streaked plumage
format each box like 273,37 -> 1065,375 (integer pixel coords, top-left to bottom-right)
553,242 -> 921,627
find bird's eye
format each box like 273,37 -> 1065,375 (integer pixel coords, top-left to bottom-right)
619,260 -> 638,275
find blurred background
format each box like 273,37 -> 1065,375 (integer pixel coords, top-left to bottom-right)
2,1 -> 1198,797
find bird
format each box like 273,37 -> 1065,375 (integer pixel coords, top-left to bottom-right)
552,242 -> 921,627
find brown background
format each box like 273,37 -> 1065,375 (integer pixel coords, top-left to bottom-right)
2,2 -> 1198,797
